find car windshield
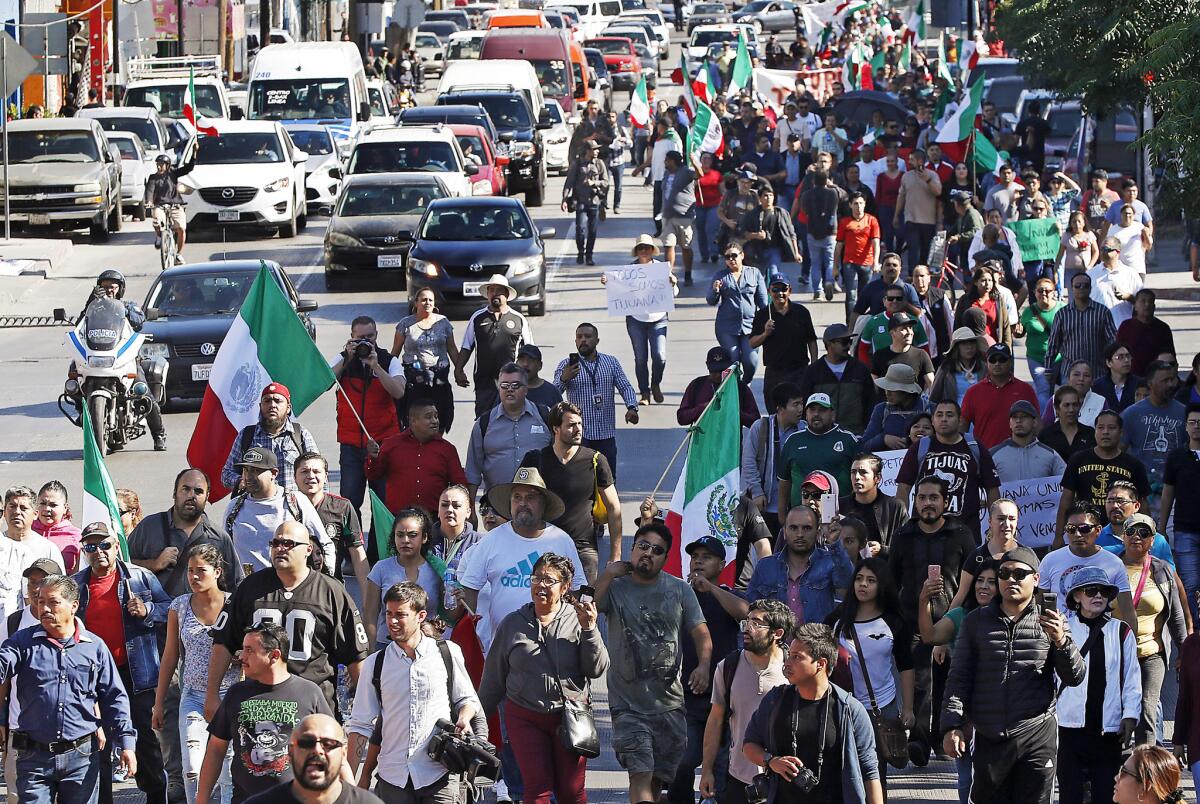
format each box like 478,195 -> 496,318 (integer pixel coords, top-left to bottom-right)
420,205 -> 534,240
634,43 -> 653,60
446,38 -> 483,59
338,182 -> 447,215
455,134 -> 486,157
108,138 -> 140,159
249,78 -> 352,121
415,33 -> 442,48
986,80 -> 1025,114
0,130 -> 101,163
545,14 -> 566,28
289,130 -> 334,155
589,39 -> 631,54
542,103 -> 564,124
146,272 -> 255,316
368,87 -> 387,117
126,84 -> 223,119
1048,109 -> 1079,137
561,1 -> 591,14
694,3 -> 725,12
349,142 -> 457,173
89,117 -> 162,149
196,133 -> 285,164
530,60 -> 570,98
460,96 -> 531,129
692,29 -> 735,47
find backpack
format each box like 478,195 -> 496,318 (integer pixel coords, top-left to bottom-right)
235,425 -> 305,473
914,435 -> 981,468
476,402 -> 551,439
720,648 -> 743,734
5,609 -> 22,639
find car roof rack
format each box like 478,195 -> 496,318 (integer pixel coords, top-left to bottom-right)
441,85 -> 519,95
128,55 -> 222,82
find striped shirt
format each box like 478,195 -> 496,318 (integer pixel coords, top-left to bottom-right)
1045,300 -> 1116,379
553,352 -> 638,441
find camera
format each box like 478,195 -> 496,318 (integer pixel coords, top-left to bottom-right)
426,719 -> 501,787
745,773 -> 770,804
791,766 -> 819,793
352,339 -> 374,359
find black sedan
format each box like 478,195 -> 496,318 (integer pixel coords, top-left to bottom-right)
324,173 -> 452,291
139,260 -> 317,403
405,197 -> 555,317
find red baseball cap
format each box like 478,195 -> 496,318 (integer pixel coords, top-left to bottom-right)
261,382 -> 291,402
802,471 -> 833,492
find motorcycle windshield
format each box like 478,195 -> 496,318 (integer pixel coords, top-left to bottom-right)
83,298 -> 127,352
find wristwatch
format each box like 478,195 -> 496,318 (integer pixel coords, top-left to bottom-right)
762,752 -> 774,768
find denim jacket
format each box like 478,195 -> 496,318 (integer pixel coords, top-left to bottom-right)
73,560 -> 171,693
743,544 -> 853,625
706,266 -> 769,336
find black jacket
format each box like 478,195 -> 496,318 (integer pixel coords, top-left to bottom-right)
838,491 -> 908,549
143,151 -> 196,207
887,517 -> 976,629
798,358 -> 876,436
942,598 -> 1086,740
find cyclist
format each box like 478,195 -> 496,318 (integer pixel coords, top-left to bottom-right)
144,141 -> 198,266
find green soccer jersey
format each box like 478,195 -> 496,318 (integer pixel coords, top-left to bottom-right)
776,426 -> 860,508
863,311 -> 930,353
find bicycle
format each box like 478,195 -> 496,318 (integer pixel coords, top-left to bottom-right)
152,204 -> 182,270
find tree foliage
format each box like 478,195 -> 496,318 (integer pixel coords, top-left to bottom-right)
1136,13 -> 1200,216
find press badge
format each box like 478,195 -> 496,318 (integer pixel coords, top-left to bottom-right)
593,395 -> 603,406
531,425 -> 545,434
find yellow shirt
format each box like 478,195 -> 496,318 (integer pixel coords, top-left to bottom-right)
1126,563 -> 1166,657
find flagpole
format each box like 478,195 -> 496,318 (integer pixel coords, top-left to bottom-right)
969,127 -> 976,197
649,365 -> 743,500
650,429 -> 692,500
335,379 -> 375,443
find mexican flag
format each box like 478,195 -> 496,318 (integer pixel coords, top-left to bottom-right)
903,0 -> 925,43
959,40 -> 980,83
664,368 -> 742,583
677,54 -> 697,118
81,402 -> 129,560
687,99 -> 725,158
186,262 -> 336,500
842,43 -> 871,90
693,60 -> 716,105
629,74 -> 651,128
184,66 -> 219,137
936,36 -> 953,83
898,41 -> 912,73
934,78 -> 985,163
834,0 -> 868,30
726,32 -> 752,98
973,133 -> 1010,176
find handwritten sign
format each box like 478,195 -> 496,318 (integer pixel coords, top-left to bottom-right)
978,475 -> 1062,549
604,263 -> 675,318
1009,218 -> 1062,262
876,448 -> 907,498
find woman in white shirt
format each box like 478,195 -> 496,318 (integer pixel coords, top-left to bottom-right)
1088,237 -> 1143,327
1109,202 -> 1154,275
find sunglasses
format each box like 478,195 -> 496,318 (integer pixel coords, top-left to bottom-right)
724,253 -> 742,260
498,381 -> 526,391
295,736 -> 345,752
987,354 -> 1011,364
269,538 -> 309,551
885,296 -> 905,302
1126,527 -> 1154,541
634,540 -> 667,556
801,489 -> 826,500
1064,523 -> 1098,536
1080,585 -> 1111,598
739,619 -> 771,631
82,541 -> 114,553
997,567 -> 1034,581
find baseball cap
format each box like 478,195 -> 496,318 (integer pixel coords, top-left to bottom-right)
517,344 -> 543,362
23,557 -> 62,577
706,346 -> 734,372
888,311 -> 917,330
1124,513 -> 1157,534
805,393 -> 833,409
685,536 -> 725,558
80,522 -> 112,542
823,323 -> 851,341
234,448 -> 279,472
261,382 -> 291,402
1000,546 -> 1040,572
802,471 -> 832,492
987,343 -> 1013,360
1009,400 -> 1038,417
768,273 -> 791,289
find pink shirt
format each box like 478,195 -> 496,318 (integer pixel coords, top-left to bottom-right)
33,519 -> 81,574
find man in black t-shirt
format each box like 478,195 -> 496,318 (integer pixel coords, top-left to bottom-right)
869,313 -> 935,391
520,401 -> 621,583
749,274 -> 819,406
456,277 -> 535,417
200,623 -> 335,804
244,714 -> 383,803
295,453 -> 369,588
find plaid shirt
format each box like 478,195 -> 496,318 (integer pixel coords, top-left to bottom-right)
553,352 -> 638,440
219,419 -> 319,495
1045,300 -> 1117,380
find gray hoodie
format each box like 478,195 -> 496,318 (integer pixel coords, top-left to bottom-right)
478,601 -> 609,715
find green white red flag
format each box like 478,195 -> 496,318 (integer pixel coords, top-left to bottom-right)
664,368 -> 742,582
903,0 -> 925,43
81,402 -> 129,560
629,74 -> 651,128
973,133 -> 1010,176
687,99 -> 725,158
726,31 -> 752,97
185,67 -> 219,137
936,36 -> 953,83
933,78 -> 985,163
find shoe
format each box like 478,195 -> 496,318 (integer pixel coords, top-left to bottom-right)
586,256 -> 596,266
825,285 -> 834,301
640,393 -> 651,406
154,234 -> 162,250
576,253 -> 584,264
153,434 -> 167,452
684,274 -> 693,286
612,207 -> 620,214
174,254 -> 185,266
652,383 -> 664,403
495,779 -> 512,803
813,291 -> 820,301
908,741 -> 931,768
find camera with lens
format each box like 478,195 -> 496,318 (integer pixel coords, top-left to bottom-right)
791,766 -> 818,794
352,339 -> 374,360
426,719 -> 501,787
745,773 -> 770,804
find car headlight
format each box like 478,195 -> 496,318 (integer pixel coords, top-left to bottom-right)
409,258 -> 439,277
327,231 -> 366,248
471,179 -> 492,195
510,141 -> 535,157
263,177 -> 291,193
547,135 -> 568,145
139,343 -> 170,360
509,255 -> 542,277
74,183 -> 101,193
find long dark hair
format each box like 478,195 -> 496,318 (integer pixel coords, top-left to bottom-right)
964,562 -> 998,611
391,506 -> 433,558
831,556 -> 901,639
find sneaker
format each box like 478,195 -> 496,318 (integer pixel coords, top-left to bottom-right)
612,207 -> 620,214
153,434 -> 167,452
825,285 -> 834,301
576,253 -> 584,264
154,234 -> 162,250
908,741 -> 931,768
652,383 -> 664,403
495,780 -> 512,803
684,273 -> 693,287
174,254 -> 185,266
813,291 -> 820,301
640,393 -> 651,406
586,256 -> 596,266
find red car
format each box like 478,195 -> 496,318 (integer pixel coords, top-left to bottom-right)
448,123 -> 509,196
584,37 -> 642,91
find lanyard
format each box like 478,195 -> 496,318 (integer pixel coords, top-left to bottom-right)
580,356 -> 601,394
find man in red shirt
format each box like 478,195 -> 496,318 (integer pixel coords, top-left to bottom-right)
925,143 -> 954,185
365,396 -> 468,515
834,192 -> 881,321
1116,288 -> 1176,377
961,343 -> 1039,449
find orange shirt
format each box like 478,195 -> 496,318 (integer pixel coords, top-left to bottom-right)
836,214 -> 881,266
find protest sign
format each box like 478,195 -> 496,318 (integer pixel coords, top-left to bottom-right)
604,263 -> 675,318
876,448 -> 907,497
1009,218 -> 1061,262
978,475 -> 1062,548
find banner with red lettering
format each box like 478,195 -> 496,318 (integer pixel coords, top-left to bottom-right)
753,67 -> 842,110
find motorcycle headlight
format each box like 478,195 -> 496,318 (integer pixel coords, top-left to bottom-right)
263,177 -> 291,193
64,379 -> 80,395
409,258 -> 439,278
139,343 -> 170,360
327,231 -> 366,248
471,179 -> 493,195
88,356 -> 115,369
509,255 -> 542,277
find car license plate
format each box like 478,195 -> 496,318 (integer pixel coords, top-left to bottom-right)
217,210 -> 239,222
192,363 -> 213,381
28,213 -> 50,226
377,255 -> 404,268
462,282 -> 484,297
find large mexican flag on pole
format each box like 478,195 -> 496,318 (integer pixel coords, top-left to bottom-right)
687,100 -> 725,158
664,369 -> 742,583
629,75 -> 651,128
186,262 -> 336,500
81,402 -> 129,560
184,66 -> 219,137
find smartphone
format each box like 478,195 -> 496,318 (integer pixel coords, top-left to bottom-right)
569,353 -> 580,365
576,585 -> 595,604
819,492 -> 837,523
927,565 -> 942,583
1040,591 -> 1058,613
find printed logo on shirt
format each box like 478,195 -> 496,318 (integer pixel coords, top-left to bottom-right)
236,699 -> 298,777
834,442 -> 845,453
500,551 -> 542,588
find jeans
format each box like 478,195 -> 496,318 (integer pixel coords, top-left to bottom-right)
16,737 -> 102,804
956,749 -> 973,804
179,687 -> 231,804
608,163 -> 624,210
652,180 -> 663,231
376,774 -> 461,804
100,665 -> 167,804
1027,358 -> 1052,410
1056,727 -> 1121,804
575,202 -> 599,257
840,262 -> 870,319
715,329 -> 760,383
762,245 -> 786,278
625,317 -> 668,395
583,436 -> 618,482
1136,652 -> 1166,746
667,710 -> 728,804
1175,530 -> 1200,622
905,221 -> 936,274
505,701 -> 588,804
794,220 -> 811,278
807,234 -> 836,294
340,442 -> 388,562
878,205 -> 898,252
694,206 -> 721,261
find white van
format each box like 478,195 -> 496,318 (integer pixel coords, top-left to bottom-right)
554,0 -> 621,38
246,42 -> 371,154
437,60 -> 545,123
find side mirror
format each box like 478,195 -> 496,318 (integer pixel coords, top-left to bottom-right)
107,143 -> 122,163
536,119 -> 552,130
359,101 -> 372,122
319,204 -> 334,216
145,307 -> 161,321
465,163 -> 479,175
293,149 -> 308,164
396,229 -> 415,241
539,226 -> 556,239
588,77 -> 597,88
498,131 -> 515,143
329,167 -> 342,179
53,307 -> 67,321
296,299 -> 318,313
230,107 -> 245,120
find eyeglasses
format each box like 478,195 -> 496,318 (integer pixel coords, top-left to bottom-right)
996,567 -> 1034,581
1126,527 -> 1154,542
987,355 -> 1011,364
295,736 -> 346,752
739,619 -> 771,631
530,574 -> 564,587
1119,766 -> 1139,782
1080,585 -> 1111,598
1064,523 -> 1098,536
885,296 -> 904,302
801,489 -> 825,500
269,538 -> 309,551
82,541 -> 114,553
724,253 -> 742,260
1106,497 -> 1136,506
498,382 -> 526,391
634,540 -> 667,556
1102,248 -> 1120,254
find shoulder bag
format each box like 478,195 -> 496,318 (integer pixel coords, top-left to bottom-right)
849,622 -> 910,769
539,622 -> 601,758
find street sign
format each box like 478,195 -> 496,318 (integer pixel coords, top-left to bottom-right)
0,33 -> 38,91
22,15 -> 69,76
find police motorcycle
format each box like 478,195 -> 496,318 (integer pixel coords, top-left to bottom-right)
54,272 -> 168,455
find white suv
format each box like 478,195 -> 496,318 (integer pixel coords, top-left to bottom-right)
344,125 -> 476,198
179,120 -> 309,237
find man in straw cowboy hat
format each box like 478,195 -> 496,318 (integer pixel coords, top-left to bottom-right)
458,466 -> 587,651
455,274 -> 536,418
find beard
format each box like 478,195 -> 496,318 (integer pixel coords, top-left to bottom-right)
294,757 -> 337,791
513,509 -> 540,531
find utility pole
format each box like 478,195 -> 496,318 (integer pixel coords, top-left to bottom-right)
260,0 -> 269,53
218,0 -> 229,76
